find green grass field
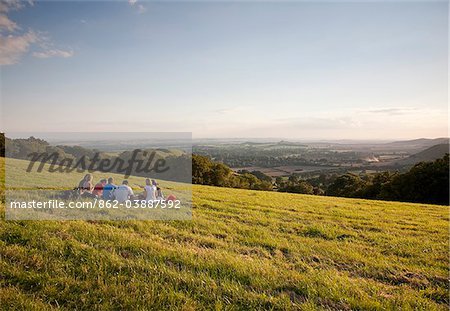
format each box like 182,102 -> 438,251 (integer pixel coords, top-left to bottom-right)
0,158 -> 449,310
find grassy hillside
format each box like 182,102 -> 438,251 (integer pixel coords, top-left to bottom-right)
3,158 -> 187,192
1,158 -> 449,310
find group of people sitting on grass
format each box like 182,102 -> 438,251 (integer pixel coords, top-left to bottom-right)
77,173 -> 176,203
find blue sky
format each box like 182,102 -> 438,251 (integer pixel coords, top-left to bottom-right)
0,1 -> 448,139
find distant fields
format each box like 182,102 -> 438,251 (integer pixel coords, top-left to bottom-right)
231,165 -> 338,177
1,158 -> 449,310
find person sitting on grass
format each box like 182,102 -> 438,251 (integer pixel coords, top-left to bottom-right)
102,177 -> 117,200
81,174 -> 96,198
156,187 -> 164,201
114,180 -> 134,203
78,174 -> 90,194
92,179 -> 107,197
143,178 -> 156,201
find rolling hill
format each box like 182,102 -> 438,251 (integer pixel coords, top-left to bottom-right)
0,158 -> 449,310
395,143 -> 449,166
385,138 -> 449,149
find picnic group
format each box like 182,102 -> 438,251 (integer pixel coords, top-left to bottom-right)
76,173 -> 177,203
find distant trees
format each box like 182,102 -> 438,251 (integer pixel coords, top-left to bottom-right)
237,169 -> 272,183
361,172 -> 394,199
377,154 -> 449,205
274,155 -> 449,205
5,136 -> 89,161
277,180 -> 314,194
324,155 -> 449,205
192,154 -> 233,186
195,153 -> 449,204
208,163 -> 232,187
192,154 -> 272,191
326,173 -> 367,198
193,143 -> 364,169
5,136 -> 49,158
275,174 -> 314,194
192,153 -> 213,184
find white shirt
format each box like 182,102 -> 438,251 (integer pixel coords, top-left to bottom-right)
144,185 -> 156,201
114,185 -> 134,203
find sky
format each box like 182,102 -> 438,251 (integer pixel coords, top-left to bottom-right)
0,0 -> 448,140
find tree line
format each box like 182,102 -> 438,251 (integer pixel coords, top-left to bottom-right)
194,153 -> 449,205
276,155 -> 449,205
192,154 -> 272,190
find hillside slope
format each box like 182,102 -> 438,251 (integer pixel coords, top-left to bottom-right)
395,143 -> 449,166
385,138 -> 449,150
0,158 -> 449,310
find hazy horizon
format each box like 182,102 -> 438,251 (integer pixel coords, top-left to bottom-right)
5,132 -> 448,145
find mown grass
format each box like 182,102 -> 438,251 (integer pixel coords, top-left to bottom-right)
0,158 -> 449,310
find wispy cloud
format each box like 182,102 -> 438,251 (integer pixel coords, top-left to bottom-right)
137,4 -> 146,14
0,0 -> 26,13
128,0 -> 146,14
0,0 -> 23,32
0,0 -> 73,65
0,31 -> 38,65
364,107 -> 419,116
33,48 -> 74,59
212,105 -> 258,115
0,11 -> 18,31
